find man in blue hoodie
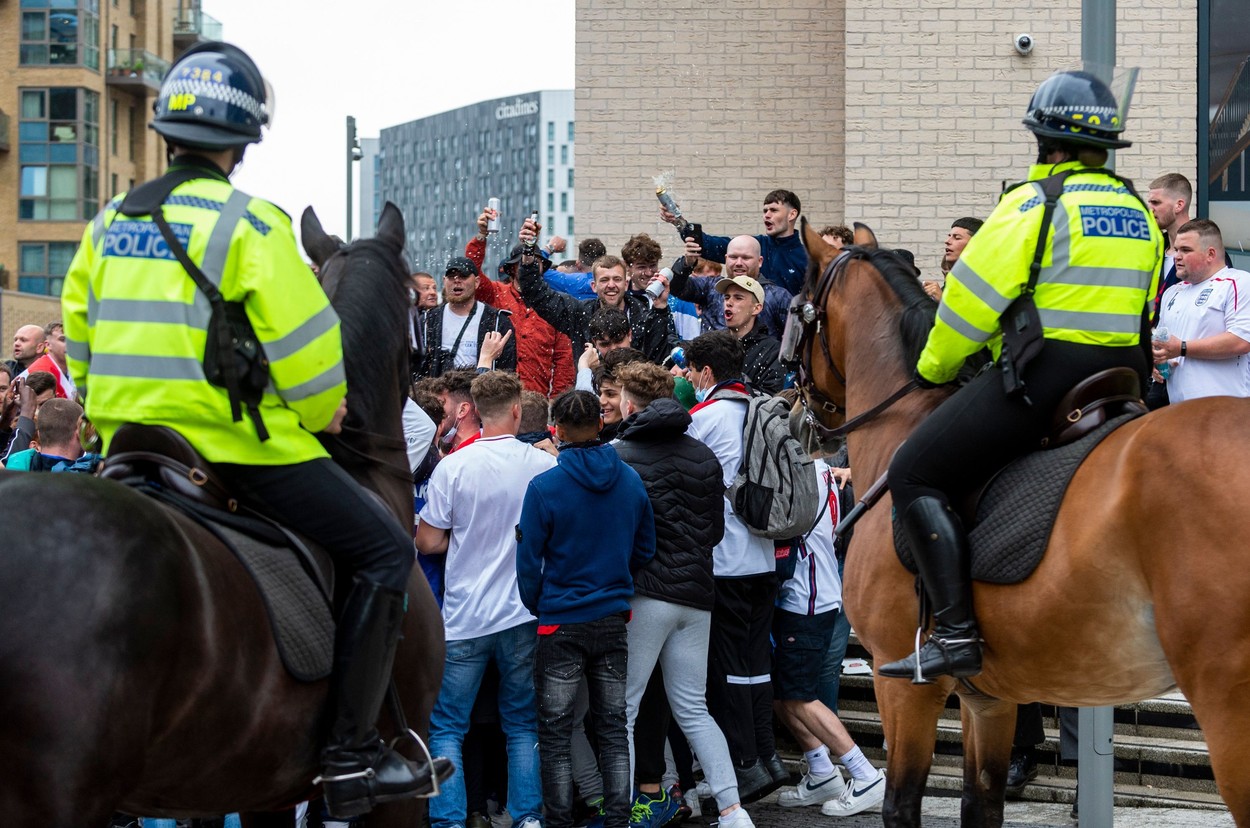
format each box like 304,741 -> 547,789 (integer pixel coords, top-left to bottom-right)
516,389 -> 656,828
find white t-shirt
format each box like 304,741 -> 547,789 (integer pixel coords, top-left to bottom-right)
1158,267 -> 1250,403
441,303 -> 483,369
402,397 -> 437,475
419,434 -> 557,640
687,394 -> 775,578
777,459 -> 844,616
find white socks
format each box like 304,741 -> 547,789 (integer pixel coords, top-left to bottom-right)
805,745 -> 836,777
839,745 -> 878,783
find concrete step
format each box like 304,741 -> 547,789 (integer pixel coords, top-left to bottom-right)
833,635 -> 1219,796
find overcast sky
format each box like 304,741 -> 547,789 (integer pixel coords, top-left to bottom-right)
202,0 -> 575,240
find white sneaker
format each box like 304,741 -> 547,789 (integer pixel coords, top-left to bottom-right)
684,787 -> 702,818
716,805 -> 754,827
695,780 -> 713,799
819,768 -> 886,817
777,769 -> 846,807
513,819 -> 540,828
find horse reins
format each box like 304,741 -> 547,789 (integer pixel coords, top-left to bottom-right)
794,249 -> 919,441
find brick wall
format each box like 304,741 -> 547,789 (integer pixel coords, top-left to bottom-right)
576,0 -> 1196,269
575,0 -> 846,259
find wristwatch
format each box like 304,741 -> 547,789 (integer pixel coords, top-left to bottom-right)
1180,340 -> 1188,358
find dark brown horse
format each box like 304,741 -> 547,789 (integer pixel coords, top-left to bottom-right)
795,219 -> 1250,827
0,203 -> 443,828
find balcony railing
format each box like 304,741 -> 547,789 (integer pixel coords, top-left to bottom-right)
1209,56 -> 1250,187
0,110 -> 10,153
105,48 -> 170,92
173,8 -> 223,46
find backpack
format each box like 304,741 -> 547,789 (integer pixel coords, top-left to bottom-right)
710,387 -> 820,539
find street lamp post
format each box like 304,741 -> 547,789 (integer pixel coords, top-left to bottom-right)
346,115 -> 362,240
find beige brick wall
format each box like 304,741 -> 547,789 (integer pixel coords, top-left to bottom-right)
575,0 -> 846,260
576,0 -> 1196,271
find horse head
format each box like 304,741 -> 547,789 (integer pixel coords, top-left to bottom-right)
300,202 -> 414,523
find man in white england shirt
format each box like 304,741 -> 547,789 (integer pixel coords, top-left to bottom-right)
415,370 -> 556,828
1153,218 -> 1250,403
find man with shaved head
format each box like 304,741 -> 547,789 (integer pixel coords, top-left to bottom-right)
666,235 -> 792,340
7,325 -> 45,378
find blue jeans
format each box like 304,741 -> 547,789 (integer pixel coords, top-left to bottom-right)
534,614 -> 630,828
143,818 -> 240,828
430,622 -> 542,828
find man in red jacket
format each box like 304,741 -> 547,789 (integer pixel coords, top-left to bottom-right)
464,210 -> 574,397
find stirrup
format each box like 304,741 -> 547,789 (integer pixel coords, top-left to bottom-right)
911,626 -> 933,685
389,725 -> 442,799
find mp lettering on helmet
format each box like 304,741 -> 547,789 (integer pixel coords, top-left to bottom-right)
167,93 -> 197,112
102,221 -> 194,261
1079,206 -> 1150,241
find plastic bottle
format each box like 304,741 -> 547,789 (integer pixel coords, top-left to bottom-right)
1152,326 -> 1172,380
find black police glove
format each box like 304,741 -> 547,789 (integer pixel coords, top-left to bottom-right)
913,369 -> 943,390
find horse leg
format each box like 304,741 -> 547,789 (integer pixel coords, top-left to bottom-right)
957,695 -> 1015,828
876,676 -> 952,828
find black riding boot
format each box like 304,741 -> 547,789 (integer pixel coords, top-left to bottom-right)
319,578 -> 452,818
878,497 -> 982,681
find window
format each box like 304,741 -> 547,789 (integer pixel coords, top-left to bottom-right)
18,241 -> 77,295
547,145 -> 554,165
547,193 -> 554,213
561,192 -> 568,212
560,145 -> 568,165
567,216 -> 574,235
19,87 -> 100,222
568,168 -> 574,188
547,169 -> 554,188
127,105 -> 136,161
110,98 -> 117,155
568,121 -> 574,141
547,122 -> 554,141
20,1 -> 100,70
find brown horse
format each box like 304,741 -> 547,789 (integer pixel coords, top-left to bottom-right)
0,203 -> 443,828
795,219 -> 1250,827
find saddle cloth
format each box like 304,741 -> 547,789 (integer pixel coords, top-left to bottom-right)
143,489 -> 336,683
893,412 -> 1140,584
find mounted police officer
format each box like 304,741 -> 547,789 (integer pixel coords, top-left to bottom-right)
62,42 -> 448,816
880,70 -> 1163,682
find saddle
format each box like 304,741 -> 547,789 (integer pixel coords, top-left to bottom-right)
99,424 -> 336,681
894,367 -> 1148,585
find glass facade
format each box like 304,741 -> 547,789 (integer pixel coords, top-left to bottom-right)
377,90 -> 574,274
20,0 -> 100,70
18,87 -> 101,223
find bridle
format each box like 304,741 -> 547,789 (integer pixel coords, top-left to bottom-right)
793,248 -> 918,442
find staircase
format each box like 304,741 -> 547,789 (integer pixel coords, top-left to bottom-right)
779,634 -> 1230,814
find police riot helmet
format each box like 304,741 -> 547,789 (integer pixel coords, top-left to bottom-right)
151,42 -> 271,150
1022,70 -> 1131,150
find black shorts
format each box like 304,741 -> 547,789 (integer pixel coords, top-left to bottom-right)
772,608 -> 838,701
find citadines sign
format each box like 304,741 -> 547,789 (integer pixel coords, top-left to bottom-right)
495,98 -> 539,120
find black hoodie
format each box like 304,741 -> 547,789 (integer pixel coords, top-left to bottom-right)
613,398 -> 726,610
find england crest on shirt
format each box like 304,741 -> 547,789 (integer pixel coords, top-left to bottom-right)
1196,287 -> 1213,307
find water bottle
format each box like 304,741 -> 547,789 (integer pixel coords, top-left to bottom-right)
1152,326 -> 1172,381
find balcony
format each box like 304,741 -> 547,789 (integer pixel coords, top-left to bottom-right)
105,49 -> 169,93
0,110 -> 9,153
173,8 -> 223,51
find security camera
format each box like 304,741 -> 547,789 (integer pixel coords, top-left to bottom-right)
1014,33 -> 1034,56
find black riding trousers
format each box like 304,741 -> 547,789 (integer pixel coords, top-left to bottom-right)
889,340 -> 1147,513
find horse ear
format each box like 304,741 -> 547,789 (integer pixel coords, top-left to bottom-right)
852,222 -> 879,250
800,217 -> 838,278
375,202 -> 406,252
301,207 -> 339,267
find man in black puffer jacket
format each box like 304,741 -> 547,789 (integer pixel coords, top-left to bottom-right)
611,363 -> 757,828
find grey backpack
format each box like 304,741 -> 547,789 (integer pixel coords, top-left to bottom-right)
712,388 -> 820,539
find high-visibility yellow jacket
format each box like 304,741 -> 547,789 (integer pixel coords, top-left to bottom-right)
918,160 -> 1163,384
62,160 -> 346,464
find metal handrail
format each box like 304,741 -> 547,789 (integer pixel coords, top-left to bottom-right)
1208,56 -> 1250,185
